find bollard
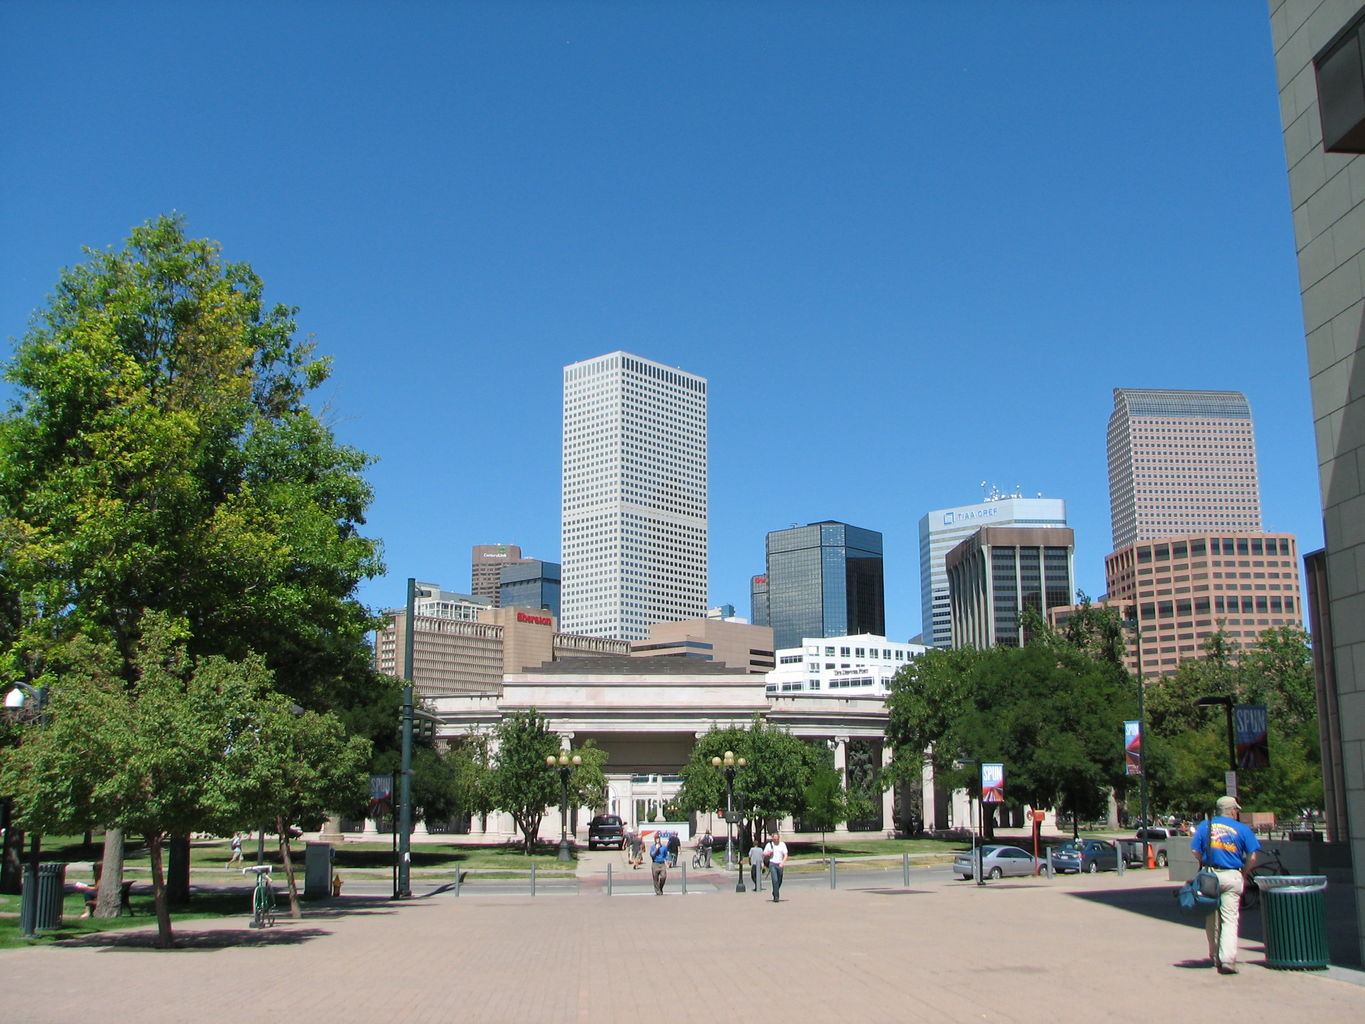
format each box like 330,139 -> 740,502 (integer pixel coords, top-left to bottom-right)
681,862 -> 688,895
607,862 -> 613,896
830,857 -> 837,890
903,853 -> 911,887
530,863 -> 537,898
454,867 -> 461,897
1116,849 -> 1125,877
1045,848 -> 1054,879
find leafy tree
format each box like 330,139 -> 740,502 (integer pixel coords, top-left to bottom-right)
480,710 -> 607,853
0,215 -> 385,914
801,768 -> 847,862
677,717 -> 826,842
882,646 -> 981,791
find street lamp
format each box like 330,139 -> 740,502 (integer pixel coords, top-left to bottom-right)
4,682 -> 49,939
710,751 -> 746,892
1195,695 -> 1237,774
1123,610 -> 1152,869
396,577 -> 431,900
545,751 -> 582,862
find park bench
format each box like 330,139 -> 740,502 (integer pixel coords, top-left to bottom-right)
82,879 -> 136,917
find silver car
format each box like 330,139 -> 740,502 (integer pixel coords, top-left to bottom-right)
953,844 -> 1040,880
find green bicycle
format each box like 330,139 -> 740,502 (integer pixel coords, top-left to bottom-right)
245,865 -> 276,928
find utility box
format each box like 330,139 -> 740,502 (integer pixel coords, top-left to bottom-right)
304,842 -> 334,899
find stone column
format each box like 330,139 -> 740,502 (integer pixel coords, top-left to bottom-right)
880,743 -> 895,834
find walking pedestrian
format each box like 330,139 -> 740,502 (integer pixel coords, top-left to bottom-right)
667,831 -> 680,867
649,833 -> 670,894
748,837 -> 764,890
1190,795 -> 1261,974
764,831 -> 789,903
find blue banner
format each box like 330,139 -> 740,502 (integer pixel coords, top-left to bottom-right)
1234,704 -> 1269,770
1124,720 -> 1143,776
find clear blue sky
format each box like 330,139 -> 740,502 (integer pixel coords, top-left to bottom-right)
0,2 -> 1319,640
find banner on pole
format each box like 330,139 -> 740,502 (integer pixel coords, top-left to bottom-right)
1124,720 -> 1143,776
981,763 -> 1005,803
1234,704 -> 1269,769
369,773 -> 394,818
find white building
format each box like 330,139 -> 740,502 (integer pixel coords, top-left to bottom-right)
561,352 -> 708,642
766,633 -> 927,697
918,491 -> 1068,648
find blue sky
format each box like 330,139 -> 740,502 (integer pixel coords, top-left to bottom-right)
1,2 -> 1318,641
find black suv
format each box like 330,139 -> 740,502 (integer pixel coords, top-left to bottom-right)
587,815 -> 625,850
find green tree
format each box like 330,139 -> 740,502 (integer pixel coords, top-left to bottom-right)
801,767 -> 847,862
882,646 -> 981,791
0,216 -> 385,915
481,710 -> 607,853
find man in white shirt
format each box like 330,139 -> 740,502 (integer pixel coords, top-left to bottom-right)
763,832 -> 789,903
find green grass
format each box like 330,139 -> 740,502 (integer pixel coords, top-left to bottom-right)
0,890 -> 247,951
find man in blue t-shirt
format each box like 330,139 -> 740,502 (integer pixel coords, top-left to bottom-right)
649,834 -> 670,895
1190,795 -> 1261,974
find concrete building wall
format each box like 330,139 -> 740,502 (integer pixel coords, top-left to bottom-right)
1270,0 -> 1365,965
632,618 -> 776,673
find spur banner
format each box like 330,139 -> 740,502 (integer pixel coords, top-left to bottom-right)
1234,704 -> 1270,770
981,763 -> 1005,803
1124,720 -> 1143,776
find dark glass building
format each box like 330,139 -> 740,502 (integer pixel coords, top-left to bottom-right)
499,560 -> 561,618
763,521 -> 885,650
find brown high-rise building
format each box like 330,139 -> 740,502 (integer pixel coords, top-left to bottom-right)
471,544 -> 527,607
1106,389 -> 1262,550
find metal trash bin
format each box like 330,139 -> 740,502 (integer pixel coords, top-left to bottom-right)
1256,874 -> 1329,970
36,862 -> 67,931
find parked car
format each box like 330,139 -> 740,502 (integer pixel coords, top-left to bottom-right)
1051,839 -> 1120,874
587,814 -> 626,850
1135,825 -> 1187,840
953,845 -> 1039,880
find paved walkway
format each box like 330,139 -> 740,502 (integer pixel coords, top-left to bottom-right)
4,870 -> 1363,1023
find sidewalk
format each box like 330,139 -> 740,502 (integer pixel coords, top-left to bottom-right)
4,869 -> 1363,1023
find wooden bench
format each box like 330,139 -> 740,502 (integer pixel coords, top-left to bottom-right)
82,879 -> 136,917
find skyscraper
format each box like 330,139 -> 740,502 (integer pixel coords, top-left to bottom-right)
918,492 -> 1068,648
560,352 -> 707,641
1106,389 -> 1262,549
499,559 -> 561,618
946,526 -> 1075,649
471,544 -> 527,606
762,521 -> 884,651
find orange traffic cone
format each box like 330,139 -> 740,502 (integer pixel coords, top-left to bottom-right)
1145,846 -> 1156,870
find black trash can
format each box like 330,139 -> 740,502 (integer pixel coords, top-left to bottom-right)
1257,874 -> 1329,970
35,862 -> 67,931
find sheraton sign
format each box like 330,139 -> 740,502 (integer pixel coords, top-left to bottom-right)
516,611 -> 553,626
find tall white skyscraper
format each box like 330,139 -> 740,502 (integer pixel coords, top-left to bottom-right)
561,352 -> 708,641
918,492 -> 1068,648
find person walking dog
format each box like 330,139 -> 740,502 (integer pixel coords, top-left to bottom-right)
1190,795 -> 1260,974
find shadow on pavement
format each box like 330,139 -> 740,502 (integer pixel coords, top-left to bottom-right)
52,927 -> 332,952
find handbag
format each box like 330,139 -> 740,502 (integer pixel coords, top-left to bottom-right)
1176,871 -> 1220,916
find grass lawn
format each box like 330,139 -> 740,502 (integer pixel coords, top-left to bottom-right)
0,890 -> 246,951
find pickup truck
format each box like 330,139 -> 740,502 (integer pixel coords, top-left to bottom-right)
1119,827 -> 1189,868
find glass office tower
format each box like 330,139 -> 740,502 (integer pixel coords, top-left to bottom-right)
763,521 -> 884,651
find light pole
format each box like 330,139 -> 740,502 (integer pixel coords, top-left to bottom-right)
4,682 -> 49,939
1123,610 -> 1152,869
711,751 -> 746,892
545,751 -> 582,862
396,577 -> 430,900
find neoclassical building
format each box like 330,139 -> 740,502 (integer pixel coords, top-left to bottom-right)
430,655 -> 923,842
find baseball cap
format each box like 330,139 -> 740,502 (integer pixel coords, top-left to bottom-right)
1215,795 -> 1241,814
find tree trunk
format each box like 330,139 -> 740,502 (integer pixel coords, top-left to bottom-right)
0,800 -> 23,895
93,827 -> 126,919
277,816 -> 301,919
148,832 -> 174,948
167,834 -> 191,906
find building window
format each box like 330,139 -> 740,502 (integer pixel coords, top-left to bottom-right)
1315,7 -> 1365,153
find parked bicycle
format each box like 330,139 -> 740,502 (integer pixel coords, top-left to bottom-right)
245,864 -> 276,928
1241,846 -> 1289,910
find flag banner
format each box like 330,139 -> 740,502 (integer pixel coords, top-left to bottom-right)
1124,720 -> 1143,776
981,763 -> 1005,803
1234,704 -> 1269,769
369,773 -> 394,817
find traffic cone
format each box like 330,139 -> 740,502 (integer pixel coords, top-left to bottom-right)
1145,846 -> 1156,870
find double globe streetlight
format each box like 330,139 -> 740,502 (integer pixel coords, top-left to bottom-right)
4,682 -> 49,938
545,751 -> 582,862
711,750 -> 746,893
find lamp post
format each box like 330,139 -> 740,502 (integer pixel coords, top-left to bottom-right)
4,682 -> 49,939
545,751 -> 582,861
1123,610 -> 1152,869
711,751 -> 746,892
396,577 -> 430,900
1195,695 -> 1237,775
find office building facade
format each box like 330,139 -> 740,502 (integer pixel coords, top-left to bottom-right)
471,544 -> 527,607
499,559 -> 561,618
631,617 -> 775,673
560,352 -> 708,641
766,633 -> 927,697
763,521 -> 884,651
1107,389 -> 1262,550
1272,0 -> 1365,958
919,494 -> 1068,648
946,526 -> 1075,649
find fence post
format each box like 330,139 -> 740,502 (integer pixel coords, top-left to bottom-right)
830,857 -> 837,890
903,853 -> 910,887
681,862 -> 687,895
454,867 -> 461,897
531,862 -> 537,897
607,862 -> 613,896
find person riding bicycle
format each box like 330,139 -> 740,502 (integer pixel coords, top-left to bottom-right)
699,831 -> 713,868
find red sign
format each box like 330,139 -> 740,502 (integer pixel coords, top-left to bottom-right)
516,611 -> 552,625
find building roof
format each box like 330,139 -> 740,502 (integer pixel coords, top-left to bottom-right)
534,655 -> 740,676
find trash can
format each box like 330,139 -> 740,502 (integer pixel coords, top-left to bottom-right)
1256,874 -> 1329,970
36,862 -> 67,931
